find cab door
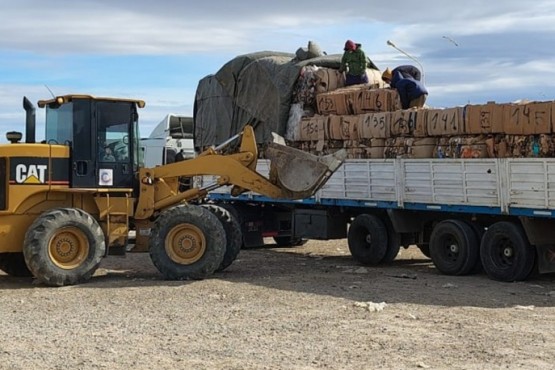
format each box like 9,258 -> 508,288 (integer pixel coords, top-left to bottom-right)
96,101 -> 135,189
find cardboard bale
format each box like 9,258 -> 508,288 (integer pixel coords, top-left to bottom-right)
503,104 -> 523,135
349,88 -> 401,114
503,102 -> 552,135
485,134 -> 512,158
384,137 -> 408,158
359,112 -> 391,139
524,134 -> 555,157
505,135 -> 530,157
406,137 -> 438,158
433,137 -> 453,158
465,103 -> 504,134
298,116 -> 328,141
413,108 -> 428,137
501,134 -> 555,157
340,115 -> 360,140
522,101 -> 552,134
316,90 -> 350,115
391,109 -> 417,137
426,107 -> 465,136
537,134 -> 555,157
328,115 -> 342,140
449,135 -> 489,158
314,68 -> 345,94
328,114 -> 359,140
362,138 -> 386,159
329,69 -> 345,91
342,140 -> 361,159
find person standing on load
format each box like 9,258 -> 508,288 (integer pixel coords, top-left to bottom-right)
340,40 -> 369,86
382,65 -> 428,109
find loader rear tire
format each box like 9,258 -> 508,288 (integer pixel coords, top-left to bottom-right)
0,253 -> 32,277
201,204 -> 242,272
150,205 -> 226,280
348,214 -> 387,265
23,208 -> 106,286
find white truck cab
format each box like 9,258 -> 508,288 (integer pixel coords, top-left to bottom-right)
141,114 -> 195,167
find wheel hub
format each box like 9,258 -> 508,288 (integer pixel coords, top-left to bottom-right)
503,247 -> 514,258
365,234 -> 372,244
166,224 -> 206,265
449,243 -> 459,254
48,227 -> 89,269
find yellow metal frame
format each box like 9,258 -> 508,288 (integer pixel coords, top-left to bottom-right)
134,126 -> 286,219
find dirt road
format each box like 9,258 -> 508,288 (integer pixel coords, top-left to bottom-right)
1,240 -> 554,369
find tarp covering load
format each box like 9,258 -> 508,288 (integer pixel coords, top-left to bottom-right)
193,44 -> 379,148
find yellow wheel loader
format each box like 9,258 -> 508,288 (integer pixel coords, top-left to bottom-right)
0,95 -> 345,286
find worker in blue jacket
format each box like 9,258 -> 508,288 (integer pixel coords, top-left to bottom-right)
384,65 -> 422,81
382,66 -> 428,109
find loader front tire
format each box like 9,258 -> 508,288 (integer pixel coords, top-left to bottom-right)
23,208 -> 106,286
150,205 -> 226,280
0,253 -> 32,277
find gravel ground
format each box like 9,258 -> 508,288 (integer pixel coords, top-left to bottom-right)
1,240 -> 554,370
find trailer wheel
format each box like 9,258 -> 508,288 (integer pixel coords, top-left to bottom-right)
201,204 -> 242,272
0,253 -> 32,277
273,236 -> 308,247
348,214 -> 387,265
150,205 -> 226,280
23,208 -> 106,286
480,222 -> 536,282
429,220 -> 479,276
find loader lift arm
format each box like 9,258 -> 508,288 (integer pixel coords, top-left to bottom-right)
134,125 -> 345,220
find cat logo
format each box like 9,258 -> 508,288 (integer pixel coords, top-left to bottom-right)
15,164 -> 47,184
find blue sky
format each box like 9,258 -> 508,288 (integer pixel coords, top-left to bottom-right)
1,1 -> 555,141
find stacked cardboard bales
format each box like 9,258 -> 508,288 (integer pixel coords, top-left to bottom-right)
287,68 -> 555,159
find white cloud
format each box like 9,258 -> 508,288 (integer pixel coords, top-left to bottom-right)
2,1 -> 555,140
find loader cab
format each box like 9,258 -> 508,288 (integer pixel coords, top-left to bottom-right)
39,95 -> 145,189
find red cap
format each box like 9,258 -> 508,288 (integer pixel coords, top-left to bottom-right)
344,40 -> 356,51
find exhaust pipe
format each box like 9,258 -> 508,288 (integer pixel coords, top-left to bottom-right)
23,96 -> 36,144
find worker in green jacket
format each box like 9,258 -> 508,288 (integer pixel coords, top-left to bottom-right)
339,40 -> 369,86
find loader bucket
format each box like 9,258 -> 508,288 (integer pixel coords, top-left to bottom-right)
265,143 -> 347,199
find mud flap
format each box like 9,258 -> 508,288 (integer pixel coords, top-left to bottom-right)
265,143 -> 347,199
536,245 -> 555,274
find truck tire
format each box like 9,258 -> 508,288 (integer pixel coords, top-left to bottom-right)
201,204 -> 242,272
348,214 -> 387,265
480,222 -> 536,282
0,253 -> 32,277
150,205 -> 226,280
23,208 -> 106,286
429,219 -> 479,276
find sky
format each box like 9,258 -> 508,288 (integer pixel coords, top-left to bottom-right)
1,0 -> 555,141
